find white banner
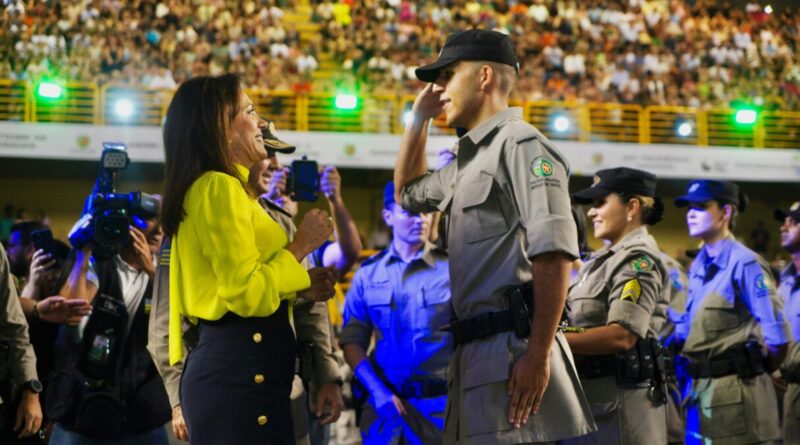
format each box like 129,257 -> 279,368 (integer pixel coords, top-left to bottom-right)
1,122 -> 799,182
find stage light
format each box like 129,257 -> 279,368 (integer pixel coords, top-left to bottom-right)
734,109 -> 758,126
113,99 -> 135,118
552,114 -> 571,133
334,94 -> 358,110
37,82 -> 63,99
677,121 -> 693,137
764,5 -> 773,14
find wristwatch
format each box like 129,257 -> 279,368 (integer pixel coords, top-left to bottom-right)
22,379 -> 43,394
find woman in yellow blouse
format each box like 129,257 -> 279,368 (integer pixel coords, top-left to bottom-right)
160,74 -> 334,444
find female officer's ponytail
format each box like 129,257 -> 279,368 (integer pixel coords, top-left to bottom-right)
622,193 -> 664,226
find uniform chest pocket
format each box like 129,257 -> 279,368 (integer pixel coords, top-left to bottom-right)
701,294 -> 742,332
460,175 -> 509,244
568,280 -> 608,327
577,299 -> 609,327
421,285 -> 452,331
366,285 -> 393,331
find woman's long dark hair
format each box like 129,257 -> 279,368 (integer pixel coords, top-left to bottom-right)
161,74 -> 242,238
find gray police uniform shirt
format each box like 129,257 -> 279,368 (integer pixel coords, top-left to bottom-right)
401,107 -> 594,444
779,262 -> 800,444
0,243 -> 37,403
675,236 -> 789,443
340,242 -> 451,443
565,226 -> 668,445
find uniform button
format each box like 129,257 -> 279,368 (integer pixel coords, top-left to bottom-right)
257,415 -> 268,425
254,374 -> 265,384
252,332 -> 262,343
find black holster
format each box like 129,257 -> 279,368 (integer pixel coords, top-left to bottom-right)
449,282 -> 533,346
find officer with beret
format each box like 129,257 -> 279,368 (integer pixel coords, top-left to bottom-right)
774,201 -> 800,443
673,180 -> 789,444
563,167 -> 669,445
341,181 -> 452,445
395,29 -> 594,444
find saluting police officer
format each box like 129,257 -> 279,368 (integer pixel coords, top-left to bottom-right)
673,180 -> 789,444
563,167 -> 669,445
394,29 -> 595,444
0,243 -> 43,443
341,182 -> 452,444
775,201 -> 800,444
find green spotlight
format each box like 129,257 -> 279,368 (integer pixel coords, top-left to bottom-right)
334,94 -> 358,110
37,82 -> 63,99
734,109 -> 758,126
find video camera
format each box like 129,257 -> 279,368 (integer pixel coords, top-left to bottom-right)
68,143 -> 160,259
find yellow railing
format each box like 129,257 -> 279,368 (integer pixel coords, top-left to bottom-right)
4,81 -> 799,149
31,81 -> 98,124
100,85 -> 172,126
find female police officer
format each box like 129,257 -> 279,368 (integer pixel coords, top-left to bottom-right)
673,179 -> 789,444
563,167 -> 669,445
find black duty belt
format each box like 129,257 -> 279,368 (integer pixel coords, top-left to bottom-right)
450,310 -> 517,346
575,355 -> 617,379
685,342 -> 766,379
450,283 -> 534,346
395,379 -> 448,399
782,366 -> 800,384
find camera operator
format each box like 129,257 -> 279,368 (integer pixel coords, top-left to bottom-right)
48,200 -> 171,444
0,243 -> 43,443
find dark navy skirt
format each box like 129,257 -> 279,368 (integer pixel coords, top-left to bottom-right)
181,301 -> 296,445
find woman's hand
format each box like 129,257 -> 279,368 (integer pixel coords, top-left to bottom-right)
297,267 -> 338,302
287,209 -> 333,262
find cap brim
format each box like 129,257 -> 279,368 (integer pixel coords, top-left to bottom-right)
262,126 -> 296,154
572,186 -> 613,204
773,208 -> 800,222
674,192 -> 714,207
264,138 -> 296,154
415,56 -> 458,82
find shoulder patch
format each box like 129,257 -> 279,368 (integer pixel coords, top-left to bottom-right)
630,255 -> 654,272
620,279 -> 641,304
530,156 -> 554,178
755,273 -> 772,297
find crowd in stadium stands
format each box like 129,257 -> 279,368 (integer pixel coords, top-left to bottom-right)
1,0 -> 799,110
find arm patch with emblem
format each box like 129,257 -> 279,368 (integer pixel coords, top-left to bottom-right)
630,255 -> 654,272
620,279 -> 642,303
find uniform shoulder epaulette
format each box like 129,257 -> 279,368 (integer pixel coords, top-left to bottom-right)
512,123 -> 544,145
360,249 -> 389,268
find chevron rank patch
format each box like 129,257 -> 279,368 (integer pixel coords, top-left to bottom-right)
620,279 -> 642,303
631,255 -> 653,272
